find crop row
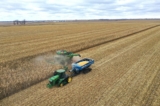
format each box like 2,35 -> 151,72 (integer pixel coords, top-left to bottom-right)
0,23 -> 157,63
0,22 -> 159,100
1,24 -> 159,105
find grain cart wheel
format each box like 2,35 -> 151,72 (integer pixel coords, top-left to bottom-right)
67,77 -> 72,83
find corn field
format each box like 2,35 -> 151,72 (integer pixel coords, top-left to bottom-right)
0,21 -> 160,106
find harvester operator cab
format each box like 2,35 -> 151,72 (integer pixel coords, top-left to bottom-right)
56,50 -> 68,55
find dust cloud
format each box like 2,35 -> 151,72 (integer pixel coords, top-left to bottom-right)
72,56 -> 81,63
33,52 -> 81,67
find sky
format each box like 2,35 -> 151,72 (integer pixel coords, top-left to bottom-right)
0,0 -> 160,21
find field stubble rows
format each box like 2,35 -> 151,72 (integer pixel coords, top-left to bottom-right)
0,23 -> 157,63
0,22 -> 160,106
0,22 -> 159,100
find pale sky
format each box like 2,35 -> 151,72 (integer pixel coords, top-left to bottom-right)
0,0 -> 160,21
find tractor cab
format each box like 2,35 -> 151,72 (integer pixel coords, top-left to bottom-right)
53,69 -> 67,78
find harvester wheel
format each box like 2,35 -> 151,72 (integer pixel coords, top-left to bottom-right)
67,77 -> 72,83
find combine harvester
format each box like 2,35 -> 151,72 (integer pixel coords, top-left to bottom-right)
56,50 -> 81,59
46,50 -> 81,66
46,50 -> 94,88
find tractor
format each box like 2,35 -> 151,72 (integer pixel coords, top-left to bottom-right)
47,66 -> 72,88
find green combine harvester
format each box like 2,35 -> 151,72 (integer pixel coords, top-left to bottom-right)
46,50 -> 81,65
47,66 -> 72,88
56,50 -> 81,59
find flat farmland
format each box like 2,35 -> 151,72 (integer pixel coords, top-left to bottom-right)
0,21 -> 160,106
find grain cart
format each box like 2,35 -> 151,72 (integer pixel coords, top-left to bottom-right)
47,66 -> 72,88
70,58 -> 94,75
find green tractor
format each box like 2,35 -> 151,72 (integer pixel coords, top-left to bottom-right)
56,50 -> 81,59
47,67 -> 72,88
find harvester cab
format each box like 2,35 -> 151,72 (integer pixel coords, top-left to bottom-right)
47,66 -> 72,88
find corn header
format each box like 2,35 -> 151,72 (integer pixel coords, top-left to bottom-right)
56,50 -> 81,59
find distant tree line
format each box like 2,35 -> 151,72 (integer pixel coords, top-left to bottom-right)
13,20 -> 26,25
